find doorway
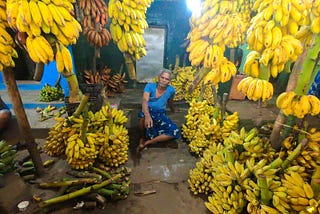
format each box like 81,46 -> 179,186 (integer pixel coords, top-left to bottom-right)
136,27 -> 166,83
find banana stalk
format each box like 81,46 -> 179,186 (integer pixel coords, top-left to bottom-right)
65,73 -> 82,103
188,67 -> 210,94
39,178 -> 99,188
66,170 -> 102,180
311,166 -> 320,200
71,94 -> 90,117
124,53 -> 136,80
295,34 -> 320,95
270,50 -> 307,150
258,64 -> 269,80
281,138 -> 307,169
258,174 -> 272,205
92,167 -> 112,179
38,173 -> 124,208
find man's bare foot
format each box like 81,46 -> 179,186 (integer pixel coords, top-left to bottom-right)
136,138 -> 147,154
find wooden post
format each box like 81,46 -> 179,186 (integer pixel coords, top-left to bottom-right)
33,62 -> 44,81
2,68 -> 44,176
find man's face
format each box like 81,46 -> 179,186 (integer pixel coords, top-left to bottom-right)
158,73 -> 170,88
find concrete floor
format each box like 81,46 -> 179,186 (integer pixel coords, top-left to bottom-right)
0,85 -> 319,213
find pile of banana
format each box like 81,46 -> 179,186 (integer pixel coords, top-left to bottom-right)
6,0 -> 81,74
188,116 -> 320,213
276,91 -> 320,118
39,84 -> 64,102
108,0 -> 152,61
0,0 -> 18,70
0,140 -> 17,177
44,104 -> 129,169
79,0 -> 112,48
182,99 -> 239,156
237,76 -> 274,102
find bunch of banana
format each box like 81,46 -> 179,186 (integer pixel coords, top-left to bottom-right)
276,92 -> 320,118
237,77 -> 274,102
39,84 -> 64,102
182,99 -> 218,142
188,143 -> 224,195
244,0 -> 307,87
220,112 -> 239,139
184,82 -> 216,105
310,1 -> 320,34
6,0 -> 81,44
84,66 -> 112,85
80,0 -> 109,27
83,28 -> 112,48
65,133 -> 99,169
79,0 -> 111,47
206,180 -> 246,213
0,140 -> 17,176
108,0 -> 152,61
281,171 -> 317,212
238,128 -> 264,160
0,0 -> 7,27
108,73 -> 128,93
203,57 -> 237,85
186,0 -> 251,78
170,66 -> 197,101
55,43 -> 73,73
6,0 -> 81,72
268,181 -> 291,213
110,107 -> 128,124
84,69 -> 102,84
295,26 -> 314,48
0,26 -> 18,70
44,117 -> 70,156
99,123 -> 129,167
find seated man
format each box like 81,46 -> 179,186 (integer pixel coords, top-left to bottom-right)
137,69 -> 180,154
0,96 -> 11,131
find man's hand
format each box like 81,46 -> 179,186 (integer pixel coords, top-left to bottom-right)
144,115 -> 153,129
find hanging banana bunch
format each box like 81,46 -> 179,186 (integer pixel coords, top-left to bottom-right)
276,91 -> 320,118
239,0 -> 315,104
186,0 -> 251,88
108,0 -> 153,79
79,0 -> 112,48
6,0 -> 82,74
0,0 -> 18,70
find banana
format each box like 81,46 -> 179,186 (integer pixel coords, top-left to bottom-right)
60,45 -> 73,73
29,0 -> 43,27
276,91 -> 296,109
55,43 -> 64,72
48,3 -> 65,26
38,1 -> 54,27
308,95 -> 320,116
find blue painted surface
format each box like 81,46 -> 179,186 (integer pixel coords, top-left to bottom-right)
0,46 -> 76,97
6,103 -> 66,109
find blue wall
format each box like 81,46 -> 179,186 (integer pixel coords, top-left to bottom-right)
0,46 -> 75,97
